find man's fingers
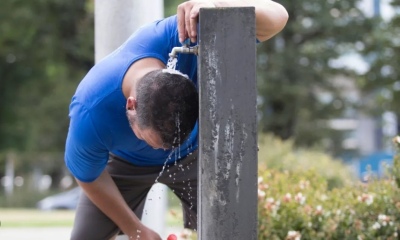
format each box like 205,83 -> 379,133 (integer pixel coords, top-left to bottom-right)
184,5 -> 192,43
177,5 -> 186,43
189,15 -> 198,43
189,6 -> 200,43
178,1 -> 213,44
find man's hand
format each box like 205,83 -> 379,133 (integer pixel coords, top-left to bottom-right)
77,170 -> 162,240
177,0 -> 215,43
135,226 -> 162,240
176,0 -> 288,43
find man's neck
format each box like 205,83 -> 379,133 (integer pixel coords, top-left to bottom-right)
122,58 -> 165,98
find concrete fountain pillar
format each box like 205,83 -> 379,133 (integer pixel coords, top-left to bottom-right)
198,7 -> 258,240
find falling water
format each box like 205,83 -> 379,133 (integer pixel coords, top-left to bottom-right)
154,113 -> 182,182
154,150 -> 175,183
154,59 -> 198,232
166,56 -> 178,70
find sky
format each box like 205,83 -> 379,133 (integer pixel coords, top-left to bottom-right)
358,0 -> 395,21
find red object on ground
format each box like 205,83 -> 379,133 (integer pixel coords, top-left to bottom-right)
167,234 -> 177,240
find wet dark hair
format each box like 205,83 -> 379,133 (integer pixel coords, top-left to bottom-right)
135,69 -> 198,148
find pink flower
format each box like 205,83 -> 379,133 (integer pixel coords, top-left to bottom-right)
283,193 -> 292,203
258,189 -> 266,199
286,231 -> 301,240
295,192 -> 306,205
357,193 -> 374,205
314,205 -> 323,215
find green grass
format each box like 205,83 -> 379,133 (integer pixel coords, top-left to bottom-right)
0,208 -> 75,228
0,188 -> 186,228
0,206 -> 183,228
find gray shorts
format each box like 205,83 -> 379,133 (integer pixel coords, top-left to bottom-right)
70,150 -> 198,240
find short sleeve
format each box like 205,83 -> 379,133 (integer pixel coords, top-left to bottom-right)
65,101 -> 109,183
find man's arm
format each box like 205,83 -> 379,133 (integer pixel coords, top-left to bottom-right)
177,0 -> 289,43
76,169 -> 162,240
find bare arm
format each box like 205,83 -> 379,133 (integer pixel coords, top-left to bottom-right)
76,169 -> 161,240
177,0 -> 289,43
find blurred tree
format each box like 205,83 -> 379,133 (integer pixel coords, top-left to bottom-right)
164,0 -> 184,16
0,0 -> 94,153
0,0 -> 384,159
361,1 -> 400,126
257,0 -> 375,154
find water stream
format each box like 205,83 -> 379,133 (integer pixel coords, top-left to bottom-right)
142,54 -> 198,234
166,56 -> 177,70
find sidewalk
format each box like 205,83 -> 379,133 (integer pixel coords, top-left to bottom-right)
0,227 -> 72,240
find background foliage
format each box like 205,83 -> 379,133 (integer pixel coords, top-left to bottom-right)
257,0 -> 379,154
1,3 -> 400,239
0,0 -> 396,156
361,0 -> 400,115
0,0 -> 399,207
258,134 -> 355,190
0,1 -> 94,153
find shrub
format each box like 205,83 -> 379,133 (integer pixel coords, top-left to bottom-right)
257,136 -> 400,240
258,134 -> 355,189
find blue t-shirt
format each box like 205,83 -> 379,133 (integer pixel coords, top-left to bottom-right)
65,15 -> 198,183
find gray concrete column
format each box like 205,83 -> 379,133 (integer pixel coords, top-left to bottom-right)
198,7 -> 258,240
95,0 -> 164,62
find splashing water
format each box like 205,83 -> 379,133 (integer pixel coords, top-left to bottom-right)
154,113 -> 182,182
167,56 -> 178,70
151,83 -> 197,232
155,150 -> 175,183
175,113 -> 181,160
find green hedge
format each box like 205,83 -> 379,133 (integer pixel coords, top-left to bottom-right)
258,134 -> 355,190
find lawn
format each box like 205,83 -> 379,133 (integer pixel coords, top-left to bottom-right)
0,207 -> 183,228
0,187 -> 184,228
0,209 -> 75,228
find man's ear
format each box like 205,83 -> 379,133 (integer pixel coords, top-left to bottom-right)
126,97 -> 137,110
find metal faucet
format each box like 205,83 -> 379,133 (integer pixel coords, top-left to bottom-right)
169,44 -> 199,58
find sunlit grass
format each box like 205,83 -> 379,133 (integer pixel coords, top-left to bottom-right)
0,206 -> 183,228
0,208 -> 75,227
0,187 -> 187,228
